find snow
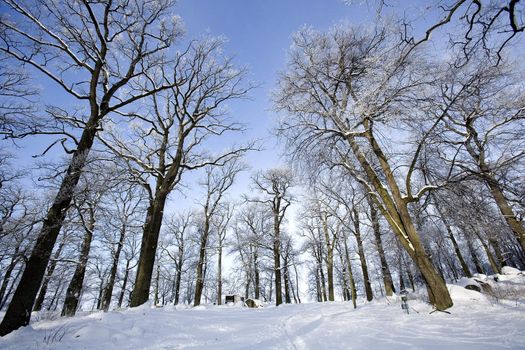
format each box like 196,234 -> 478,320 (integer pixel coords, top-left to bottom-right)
1,289 -> 524,350
501,266 -> 523,276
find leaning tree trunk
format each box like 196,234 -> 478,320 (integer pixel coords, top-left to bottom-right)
0,260 -> 19,310
0,250 -> 20,309
34,233 -> 68,312
489,238 -> 508,269
0,267 -> 23,310
101,224 -> 126,311
368,199 -> 395,296
0,117 -> 100,336
473,228 -> 500,274
432,195 -> 472,278
62,210 -> 95,317
352,208 -> 373,302
343,234 -> 357,308
346,130 -> 453,310
465,238 -> 484,274
117,259 -> 131,308
130,191 -> 168,307
467,132 -> 525,255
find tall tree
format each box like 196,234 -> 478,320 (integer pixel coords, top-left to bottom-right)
100,37 -> 252,308
0,0 -> 181,334
249,168 -> 294,306
194,160 -> 244,306
275,24 -> 453,309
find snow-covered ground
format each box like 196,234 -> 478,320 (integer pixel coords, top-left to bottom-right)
1,282 -> 524,349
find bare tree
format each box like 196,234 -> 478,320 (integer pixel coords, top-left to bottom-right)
100,183 -> 146,311
99,36 -> 253,308
214,202 -> 235,305
194,160 -> 244,306
0,0 -> 182,334
430,60 -> 525,255
233,202 -> 271,300
248,168 -> 294,306
345,0 -> 524,64
163,211 -> 195,305
275,24 -> 454,309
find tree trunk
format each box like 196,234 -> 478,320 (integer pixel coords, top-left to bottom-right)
343,235 -> 357,308
474,229 -> 500,274
352,208 -> 373,302
130,192 -> 168,307
217,244 -> 222,305
0,266 -> 23,310
318,255 -> 328,302
283,256 -> 291,304
465,238 -> 484,274
0,254 -> 19,309
293,261 -> 301,304
346,129 -> 452,310
154,264 -> 160,306
432,195 -> 472,278
273,212 -> 283,306
117,259 -> 131,308
368,199 -> 395,296
0,118 -> 100,335
34,234 -> 68,312
321,213 -> 335,301
101,224 -> 126,311
61,211 -> 95,317
253,251 -> 260,300
315,268 -> 322,302
194,216 -> 211,307
173,257 -> 183,305
489,238 -> 507,269
481,170 -> 525,256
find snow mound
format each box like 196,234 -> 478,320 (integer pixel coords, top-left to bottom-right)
501,266 -> 523,276
448,284 -> 491,305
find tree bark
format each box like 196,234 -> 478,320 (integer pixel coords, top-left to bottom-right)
368,198 -> 395,296
33,234 -> 68,312
321,213 -> 335,301
194,216 -> 211,307
352,208 -> 373,302
0,117 -> 100,335
466,238 -> 484,274
345,129 -> 452,309
343,234 -> 357,308
130,192 -> 168,307
101,224 -> 126,311
0,251 -> 20,309
432,195 -> 472,278
473,229 -> 500,274
61,208 -> 95,317
283,255 -> 291,304
154,264 -> 160,306
217,243 -> 223,305
117,259 -> 131,308
254,250 -> 260,300
273,211 -> 283,306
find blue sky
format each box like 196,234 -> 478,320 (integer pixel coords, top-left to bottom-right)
174,0 -> 373,172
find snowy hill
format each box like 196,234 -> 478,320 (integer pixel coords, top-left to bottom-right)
1,284 -> 524,350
